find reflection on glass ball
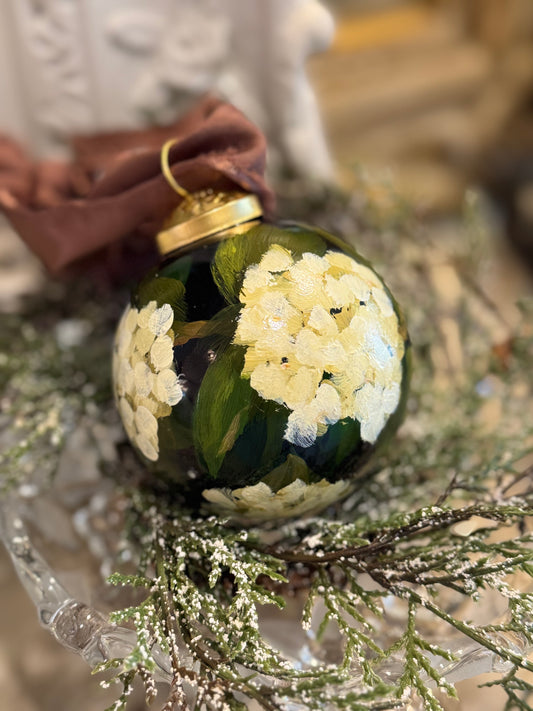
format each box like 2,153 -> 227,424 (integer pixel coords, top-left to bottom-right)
113,224 -> 410,521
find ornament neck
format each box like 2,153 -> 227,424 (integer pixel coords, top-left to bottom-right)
156,190 -> 263,257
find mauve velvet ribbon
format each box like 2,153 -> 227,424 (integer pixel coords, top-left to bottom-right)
0,96 -> 275,273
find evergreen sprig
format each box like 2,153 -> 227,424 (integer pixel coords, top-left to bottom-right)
102,461 -> 532,710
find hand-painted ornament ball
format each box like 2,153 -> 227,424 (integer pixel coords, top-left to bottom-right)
113,195 -> 410,522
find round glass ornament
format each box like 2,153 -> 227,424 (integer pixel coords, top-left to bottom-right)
112,192 -> 410,521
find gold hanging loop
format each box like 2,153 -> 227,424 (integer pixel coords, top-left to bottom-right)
156,139 -> 263,257
160,139 -> 192,201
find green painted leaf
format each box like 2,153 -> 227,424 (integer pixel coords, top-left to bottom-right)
173,320 -> 210,346
210,394 -> 289,488
259,399 -> 290,468
134,276 -> 187,321
158,255 -> 193,284
213,397 -> 288,487
157,413 -> 194,453
288,416 -> 363,480
173,304 -> 241,349
212,224 -> 328,303
331,417 -> 364,468
261,454 -> 312,491
281,220 -> 371,265
193,345 -> 255,478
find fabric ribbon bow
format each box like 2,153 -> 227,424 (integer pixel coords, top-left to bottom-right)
0,96 -> 274,273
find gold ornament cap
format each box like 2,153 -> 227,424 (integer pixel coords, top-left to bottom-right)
156,190 -> 263,257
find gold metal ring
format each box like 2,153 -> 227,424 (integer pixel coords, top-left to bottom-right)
156,193 -> 263,256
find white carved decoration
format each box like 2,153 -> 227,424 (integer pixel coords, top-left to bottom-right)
0,0 -> 94,154
126,0 -> 231,124
0,0 -> 334,179
106,10 -> 166,55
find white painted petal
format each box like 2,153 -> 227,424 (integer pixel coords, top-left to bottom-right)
124,307 -> 139,333
234,304 -> 267,344
382,381 -> 401,414
134,405 -> 158,439
313,382 -> 342,424
155,368 -> 183,406
360,412 -> 386,444
321,339 -> 348,372
253,328 -> 296,361
353,264 -> 383,289
123,362 -> 135,396
137,395 -> 159,416
288,282 -> 330,313
150,335 -> 174,371
202,488 -> 235,507
133,327 -> 156,356
259,244 -> 293,272
372,287 -> 395,317
285,367 -> 322,409
352,383 -> 389,443
259,292 -> 300,332
300,252 -> 329,274
134,360 -> 153,397
275,479 -> 308,506
273,291 -> 294,317
114,357 -> 129,396
379,314 -> 404,352
250,363 -> 290,403
306,479 -> 353,508
135,432 -> 158,461
324,274 -> 352,308
115,358 -> 134,396
364,326 -> 395,371
307,305 -> 338,336
284,410 -> 318,447
148,303 -> 174,336
342,351 -> 369,389
340,273 -> 371,303
241,265 -> 273,298
287,261 -> 321,294
353,382 -> 379,419
324,251 -> 360,272
118,397 -> 135,436
294,328 -> 328,371
347,306 -> 378,343
137,301 -> 157,329
238,482 -> 274,508
116,325 -> 132,357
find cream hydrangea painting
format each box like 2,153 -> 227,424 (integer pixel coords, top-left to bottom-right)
234,245 -> 405,447
113,301 -> 182,461
113,223 -> 409,522
203,477 -> 354,522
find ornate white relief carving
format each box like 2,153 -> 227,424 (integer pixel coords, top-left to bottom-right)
0,0 -> 334,178
125,0 -> 230,124
126,0 -> 335,180
17,0 -> 93,137
226,0 -> 335,179
105,9 -> 165,55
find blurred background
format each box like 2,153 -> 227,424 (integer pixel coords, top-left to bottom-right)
315,0 -> 533,263
1,1 -> 532,709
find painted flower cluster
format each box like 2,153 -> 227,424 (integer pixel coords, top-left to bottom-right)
204,477 -> 353,522
113,301 -> 182,461
234,245 -> 405,446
